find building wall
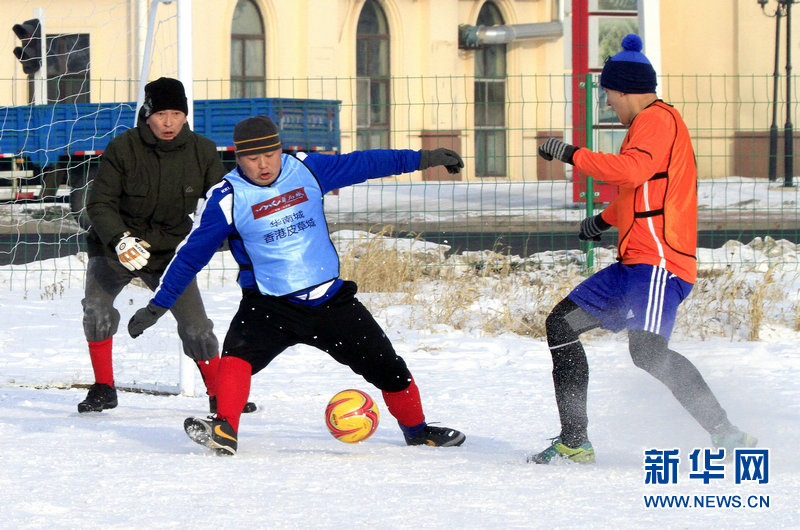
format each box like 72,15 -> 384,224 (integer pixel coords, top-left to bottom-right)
1,0 -> 795,179
657,0 -> 793,179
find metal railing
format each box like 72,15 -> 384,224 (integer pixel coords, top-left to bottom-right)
0,74 -> 798,290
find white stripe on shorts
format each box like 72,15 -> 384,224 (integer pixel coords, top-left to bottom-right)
644,266 -> 668,334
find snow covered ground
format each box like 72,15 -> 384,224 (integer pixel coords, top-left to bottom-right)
0,176 -> 797,527
0,247 -> 797,528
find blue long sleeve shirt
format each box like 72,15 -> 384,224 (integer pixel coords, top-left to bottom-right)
151,149 -> 421,308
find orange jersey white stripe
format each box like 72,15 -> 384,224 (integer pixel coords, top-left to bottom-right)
573,100 -> 698,283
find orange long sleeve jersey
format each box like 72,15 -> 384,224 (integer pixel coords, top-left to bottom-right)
572,100 -> 698,283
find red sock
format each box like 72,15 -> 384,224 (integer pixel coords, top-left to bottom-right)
88,337 -> 114,386
196,355 -> 221,396
216,356 -> 252,432
382,377 -> 425,427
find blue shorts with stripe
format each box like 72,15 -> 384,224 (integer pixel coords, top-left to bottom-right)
567,263 -> 694,339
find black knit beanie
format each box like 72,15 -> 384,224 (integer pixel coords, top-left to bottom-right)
233,115 -> 282,155
600,34 -> 657,94
141,77 -> 188,117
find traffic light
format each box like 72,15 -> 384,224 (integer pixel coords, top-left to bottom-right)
12,18 -> 42,75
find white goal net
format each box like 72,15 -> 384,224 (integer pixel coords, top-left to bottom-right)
0,0 -> 196,395
0,251 -> 242,397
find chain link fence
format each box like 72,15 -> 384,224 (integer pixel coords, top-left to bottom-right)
0,74 -> 798,291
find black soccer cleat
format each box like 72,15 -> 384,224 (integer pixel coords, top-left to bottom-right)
404,424 -> 465,447
184,416 -> 238,456
208,396 -> 257,414
77,383 -> 118,413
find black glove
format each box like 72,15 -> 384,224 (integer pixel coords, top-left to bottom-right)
538,137 -> 579,165
418,148 -> 464,174
578,213 -> 612,241
128,303 -> 169,338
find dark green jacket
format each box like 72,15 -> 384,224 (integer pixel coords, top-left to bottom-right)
86,116 -> 225,272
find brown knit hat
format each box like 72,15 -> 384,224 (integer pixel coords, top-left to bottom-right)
233,115 -> 282,155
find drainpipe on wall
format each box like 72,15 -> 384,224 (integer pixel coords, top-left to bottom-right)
458,21 -> 563,48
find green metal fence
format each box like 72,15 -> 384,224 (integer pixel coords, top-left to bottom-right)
0,74 -> 798,291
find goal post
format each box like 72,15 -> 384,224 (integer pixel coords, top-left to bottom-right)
136,0 -> 198,396
135,0 -> 194,129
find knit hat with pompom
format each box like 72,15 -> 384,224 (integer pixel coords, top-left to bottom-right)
599,34 -> 657,94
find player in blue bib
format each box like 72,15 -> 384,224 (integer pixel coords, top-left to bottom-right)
128,115 -> 466,455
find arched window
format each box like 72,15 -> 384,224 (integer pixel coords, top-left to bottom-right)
230,0 -> 265,98
474,2 -> 506,177
356,0 -> 390,149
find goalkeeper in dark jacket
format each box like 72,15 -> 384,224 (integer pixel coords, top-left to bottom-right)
79,77 -> 254,415
128,115 -> 466,455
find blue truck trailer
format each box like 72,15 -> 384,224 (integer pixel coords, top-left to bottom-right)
0,96 -> 340,167
0,96 -> 340,234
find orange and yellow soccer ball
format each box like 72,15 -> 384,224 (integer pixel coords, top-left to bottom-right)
325,389 -> 380,443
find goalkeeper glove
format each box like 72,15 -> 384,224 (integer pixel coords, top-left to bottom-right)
115,231 -> 151,271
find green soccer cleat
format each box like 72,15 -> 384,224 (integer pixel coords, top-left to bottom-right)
184,416 -> 238,456
528,436 -> 596,464
711,429 -> 758,460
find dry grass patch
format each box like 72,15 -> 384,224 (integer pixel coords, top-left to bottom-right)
336,228 -> 800,340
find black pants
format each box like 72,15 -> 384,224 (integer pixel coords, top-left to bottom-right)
81,256 -> 218,360
546,297 -> 732,447
221,281 -> 412,392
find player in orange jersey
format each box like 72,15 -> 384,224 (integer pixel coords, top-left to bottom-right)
532,34 -> 756,464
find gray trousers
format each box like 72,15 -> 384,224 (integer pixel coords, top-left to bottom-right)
82,256 -> 218,361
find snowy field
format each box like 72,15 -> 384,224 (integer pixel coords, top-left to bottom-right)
0,250 -> 797,528
0,177 -> 797,527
